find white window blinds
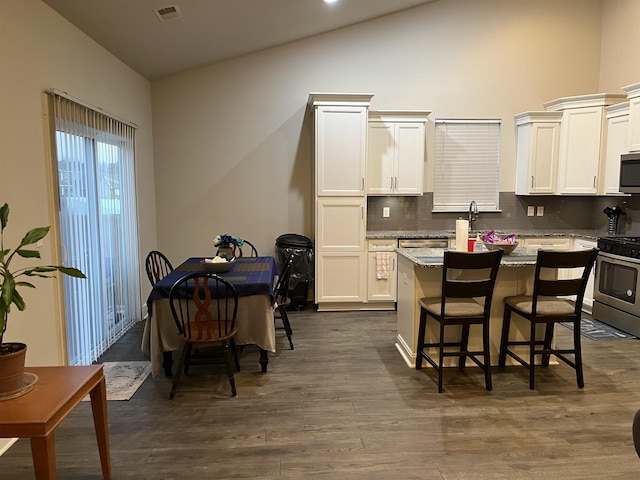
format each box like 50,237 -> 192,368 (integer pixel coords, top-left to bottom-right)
433,119 -> 501,212
50,91 -> 141,365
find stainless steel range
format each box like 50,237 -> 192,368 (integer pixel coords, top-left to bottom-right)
593,236 -> 640,337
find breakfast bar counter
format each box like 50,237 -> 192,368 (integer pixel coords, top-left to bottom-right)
395,246 -> 541,368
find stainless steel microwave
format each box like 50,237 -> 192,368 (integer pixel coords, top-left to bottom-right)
620,152 -> 640,193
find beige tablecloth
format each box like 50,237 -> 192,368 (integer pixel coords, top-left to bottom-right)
141,295 -> 276,377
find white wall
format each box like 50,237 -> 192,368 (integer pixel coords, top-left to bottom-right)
151,0 -> 605,262
0,0 -> 156,366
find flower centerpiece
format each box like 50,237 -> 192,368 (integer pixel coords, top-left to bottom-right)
0,203 -> 85,395
213,234 -> 244,260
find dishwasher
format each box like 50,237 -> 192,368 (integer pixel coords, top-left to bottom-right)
398,238 -> 448,249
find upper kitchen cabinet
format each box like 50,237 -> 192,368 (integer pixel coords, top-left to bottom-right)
308,93 -> 373,196
601,101 -> 630,195
514,111 -> 562,195
623,82 -> 640,152
544,93 -> 627,195
367,111 -> 430,196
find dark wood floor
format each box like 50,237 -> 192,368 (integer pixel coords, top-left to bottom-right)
2,309 -> 640,479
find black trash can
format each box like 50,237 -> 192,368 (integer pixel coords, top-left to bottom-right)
275,233 -> 314,311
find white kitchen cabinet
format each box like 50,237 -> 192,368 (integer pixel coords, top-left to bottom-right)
315,197 -> 366,307
316,197 -> 366,252
367,239 -> 397,304
574,238 -> 597,313
601,102 -> 630,195
309,93 -> 372,196
367,111 -> 429,196
514,112 -> 562,195
316,252 -> 366,305
309,93 -> 373,310
522,237 -> 572,251
623,82 -> 640,152
544,93 -> 627,195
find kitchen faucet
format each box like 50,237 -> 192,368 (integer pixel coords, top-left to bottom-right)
469,201 -> 479,234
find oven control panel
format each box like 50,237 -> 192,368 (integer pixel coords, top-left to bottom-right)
598,237 -> 640,258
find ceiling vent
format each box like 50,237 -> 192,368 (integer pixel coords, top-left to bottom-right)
154,5 -> 182,22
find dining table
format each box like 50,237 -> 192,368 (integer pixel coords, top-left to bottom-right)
141,256 -> 278,376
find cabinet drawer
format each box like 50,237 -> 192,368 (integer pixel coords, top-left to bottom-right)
523,237 -> 572,251
368,239 -> 398,252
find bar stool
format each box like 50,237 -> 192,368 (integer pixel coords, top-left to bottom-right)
498,248 -> 598,389
415,249 -> 503,393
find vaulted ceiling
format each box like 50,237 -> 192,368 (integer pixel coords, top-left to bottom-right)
42,0 -> 435,80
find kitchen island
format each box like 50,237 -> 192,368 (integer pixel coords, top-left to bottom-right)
395,246 -> 542,368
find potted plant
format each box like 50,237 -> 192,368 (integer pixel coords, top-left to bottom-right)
0,203 -> 85,395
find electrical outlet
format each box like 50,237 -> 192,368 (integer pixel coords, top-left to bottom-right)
537,206 -> 544,216
382,207 -> 390,218
527,206 -> 535,217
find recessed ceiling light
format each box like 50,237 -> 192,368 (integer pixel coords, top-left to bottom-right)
324,0 -> 339,4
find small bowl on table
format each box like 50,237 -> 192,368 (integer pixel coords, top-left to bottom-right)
200,257 -> 235,273
482,241 -> 519,255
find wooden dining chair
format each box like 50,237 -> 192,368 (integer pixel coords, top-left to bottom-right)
415,249 -> 503,393
145,250 -> 174,287
240,240 -> 258,257
498,248 -> 598,389
168,272 -> 240,399
274,253 -> 295,350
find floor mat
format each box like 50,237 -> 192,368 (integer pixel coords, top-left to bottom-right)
560,317 -> 637,341
82,361 -> 151,401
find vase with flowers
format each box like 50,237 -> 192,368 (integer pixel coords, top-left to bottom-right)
213,234 -> 244,260
0,203 -> 85,397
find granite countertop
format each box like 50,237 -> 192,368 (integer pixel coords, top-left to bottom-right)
396,246 -> 540,268
367,229 -> 602,241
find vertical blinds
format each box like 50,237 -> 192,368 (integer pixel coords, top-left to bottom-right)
50,92 -> 141,365
433,119 -> 501,212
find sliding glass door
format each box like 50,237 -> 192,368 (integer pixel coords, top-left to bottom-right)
51,93 -> 141,365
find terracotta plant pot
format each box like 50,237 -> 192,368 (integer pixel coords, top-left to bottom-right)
0,342 -> 27,395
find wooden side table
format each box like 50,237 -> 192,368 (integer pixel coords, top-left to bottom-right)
0,365 -> 111,479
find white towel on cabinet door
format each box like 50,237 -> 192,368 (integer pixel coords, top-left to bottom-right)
376,252 -> 390,279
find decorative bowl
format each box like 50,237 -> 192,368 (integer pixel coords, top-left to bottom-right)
200,258 -> 235,273
482,241 -> 518,255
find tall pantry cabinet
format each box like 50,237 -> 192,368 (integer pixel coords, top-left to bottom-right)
308,93 -> 374,311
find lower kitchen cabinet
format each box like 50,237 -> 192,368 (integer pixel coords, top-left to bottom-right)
574,238 -> 597,313
315,197 -> 366,310
367,239 -> 397,306
316,252 -> 366,310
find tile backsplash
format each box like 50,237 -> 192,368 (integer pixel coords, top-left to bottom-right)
367,192 -> 640,236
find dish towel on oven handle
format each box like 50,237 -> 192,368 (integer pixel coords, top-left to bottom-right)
375,252 -> 390,279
